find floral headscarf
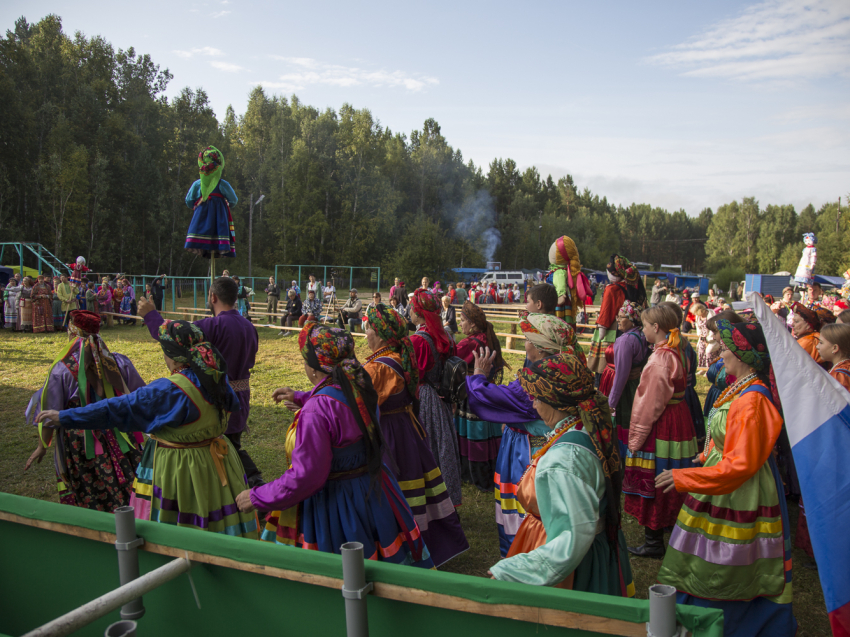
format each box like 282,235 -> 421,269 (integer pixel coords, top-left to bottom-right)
617,301 -> 643,326
364,304 -> 419,398
198,146 -> 225,203
158,320 -> 229,412
716,318 -> 780,407
607,254 -> 647,305
518,352 -> 621,544
519,311 -> 572,355
412,288 -> 453,355
299,322 -> 382,479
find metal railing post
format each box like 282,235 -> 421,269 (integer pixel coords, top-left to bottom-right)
114,507 -> 145,620
647,584 -> 678,637
171,278 -> 176,312
105,620 -> 137,637
341,542 -> 372,637
349,268 -> 353,293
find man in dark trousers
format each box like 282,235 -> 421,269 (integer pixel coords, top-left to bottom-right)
150,275 -> 167,311
138,277 -> 263,487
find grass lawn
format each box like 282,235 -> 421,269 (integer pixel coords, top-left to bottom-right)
0,320 -> 831,636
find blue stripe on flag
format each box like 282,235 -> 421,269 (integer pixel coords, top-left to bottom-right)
792,402 -> 850,613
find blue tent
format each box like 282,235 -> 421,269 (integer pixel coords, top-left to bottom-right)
814,274 -> 845,288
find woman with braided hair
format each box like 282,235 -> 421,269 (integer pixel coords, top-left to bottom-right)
455,300 -> 506,491
488,352 -> 634,596
408,288 -> 463,508
36,319 -> 258,538
656,320 -> 796,637
241,322 -> 433,567
587,254 -> 647,374
25,310 -> 146,510
185,146 -> 238,258
362,304 -> 468,566
470,311 -> 578,555
625,303 -> 698,558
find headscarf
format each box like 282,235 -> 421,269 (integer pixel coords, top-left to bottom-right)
617,301 -> 643,326
518,353 -> 621,547
157,320 -> 229,413
412,288 -> 453,355
548,235 -> 585,320
462,301 -> 505,370
816,306 -> 836,327
793,302 -> 822,331
298,322 -> 382,481
607,254 -> 647,306
364,304 -> 419,398
198,146 -> 225,203
519,311 -> 571,355
716,318 -> 780,407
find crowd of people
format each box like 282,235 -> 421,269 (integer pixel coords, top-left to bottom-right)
13,236 -> 850,637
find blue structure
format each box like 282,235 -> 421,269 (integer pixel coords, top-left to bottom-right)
674,275 -> 709,295
745,274 -> 789,297
814,274 -> 845,289
452,267 -> 488,282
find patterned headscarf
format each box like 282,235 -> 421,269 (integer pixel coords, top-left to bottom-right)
518,352 -> 621,544
793,302 -> 822,331
198,146 -> 225,203
412,288 -> 453,355
364,304 -> 419,398
607,254 -> 639,287
461,301 -> 505,370
157,320 -> 229,412
617,301 -> 643,326
519,311 -> 571,355
816,306 -> 836,327
716,318 -> 780,407
298,321 -> 382,480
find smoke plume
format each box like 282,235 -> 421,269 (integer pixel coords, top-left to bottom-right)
454,189 -> 501,263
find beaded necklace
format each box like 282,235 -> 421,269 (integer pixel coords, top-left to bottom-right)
533,416 -> 581,460
704,371 -> 759,456
364,346 -> 394,364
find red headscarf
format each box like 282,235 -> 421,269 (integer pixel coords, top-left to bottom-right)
412,288 -> 453,355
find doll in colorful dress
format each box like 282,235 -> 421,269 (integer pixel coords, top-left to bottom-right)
184,146 -> 238,259
793,233 -> 817,286
546,236 -> 592,325
65,256 -> 91,289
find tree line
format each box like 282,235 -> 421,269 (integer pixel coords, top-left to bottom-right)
1,15 -> 846,284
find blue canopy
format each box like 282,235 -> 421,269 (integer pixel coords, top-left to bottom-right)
814,274 -> 845,288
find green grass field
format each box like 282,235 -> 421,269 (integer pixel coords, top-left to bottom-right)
0,320 -> 831,636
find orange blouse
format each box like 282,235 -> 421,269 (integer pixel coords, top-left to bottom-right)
673,387 -> 782,496
596,283 -> 626,329
796,332 -> 823,364
364,354 -> 405,406
830,360 -> 850,393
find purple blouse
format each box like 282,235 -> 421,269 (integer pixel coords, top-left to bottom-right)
249,382 -> 366,511
608,327 -> 648,409
467,376 -> 538,426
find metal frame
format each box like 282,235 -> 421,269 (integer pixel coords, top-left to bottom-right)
273,264 -> 381,294
0,242 -> 71,278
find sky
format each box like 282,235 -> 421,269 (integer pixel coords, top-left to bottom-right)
3,0 -> 849,215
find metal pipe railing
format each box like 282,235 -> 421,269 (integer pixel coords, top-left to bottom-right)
114,506 -> 145,620
104,620 -> 137,637
341,542 -> 373,637
647,584 -> 679,637
22,557 -> 191,637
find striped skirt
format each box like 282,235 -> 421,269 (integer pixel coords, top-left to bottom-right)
455,395 -> 502,492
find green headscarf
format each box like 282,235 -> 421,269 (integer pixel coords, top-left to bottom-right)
198,146 -> 225,203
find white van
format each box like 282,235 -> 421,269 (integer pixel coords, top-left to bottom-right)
478,271 -> 526,286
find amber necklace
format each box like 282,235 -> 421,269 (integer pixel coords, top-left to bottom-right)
365,346 -> 394,364
704,372 -> 758,455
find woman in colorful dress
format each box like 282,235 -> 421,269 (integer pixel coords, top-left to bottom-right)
25,310 -> 146,510
625,303 -> 698,558
693,304 -> 710,368
701,311 -> 745,422
185,146 -> 238,258
662,302 -> 705,443
112,280 -> 124,319
97,277 -> 113,328
408,288 -> 462,508
362,304 -> 468,566
606,301 -> 650,457
454,301 -> 506,491
17,276 -> 34,332
51,276 -> 64,330
4,277 -> 21,329
36,319 -> 258,538
818,323 -> 850,391
488,353 -> 634,597
119,281 -> 134,322
241,322 -> 433,567
587,254 -> 647,374
31,274 -> 55,334
468,312 -> 574,556
656,320 -> 796,637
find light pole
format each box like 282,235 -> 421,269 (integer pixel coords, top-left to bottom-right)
248,193 -> 265,279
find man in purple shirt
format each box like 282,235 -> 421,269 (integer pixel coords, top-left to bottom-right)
138,277 -> 263,486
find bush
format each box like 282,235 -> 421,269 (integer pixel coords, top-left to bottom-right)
710,265 -> 746,293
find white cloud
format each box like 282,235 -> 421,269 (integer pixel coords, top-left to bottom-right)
212,10 -> 231,18
174,46 -> 224,58
647,0 -> 850,81
259,57 -> 438,92
211,61 -> 244,73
